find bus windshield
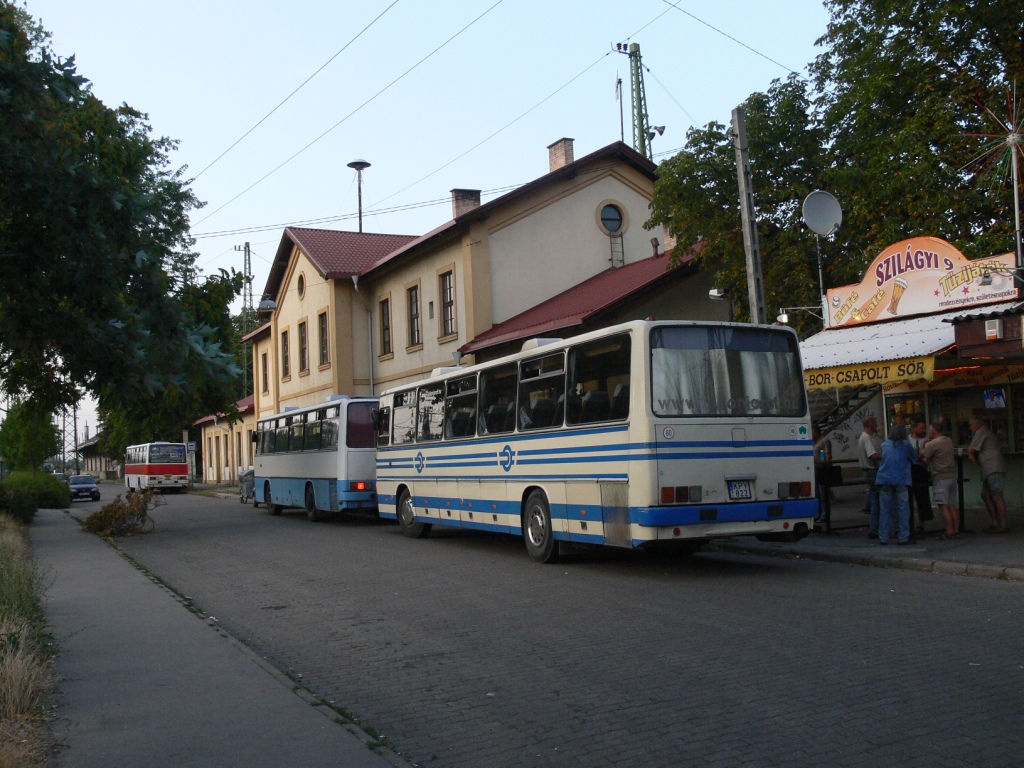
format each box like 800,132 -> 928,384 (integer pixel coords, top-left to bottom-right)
650,326 -> 805,417
149,444 -> 186,463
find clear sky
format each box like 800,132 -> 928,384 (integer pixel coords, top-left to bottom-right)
23,0 -> 831,434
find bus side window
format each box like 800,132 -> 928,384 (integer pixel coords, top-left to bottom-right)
517,352 -> 565,431
392,391 -> 417,445
416,384 -> 445,442
478,363 -> 517,434
376,407 -> 391,447
567,333 -> 631,424
445,374 -> 478,439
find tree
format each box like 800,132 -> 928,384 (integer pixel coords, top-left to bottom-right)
648,76 -> 829,336
647,0 -> 1024,336
813,0 -> 1023,264
0,3 -> 238,412
0,399 -> 60,470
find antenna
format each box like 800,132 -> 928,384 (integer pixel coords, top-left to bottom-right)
802,190 -> 843,323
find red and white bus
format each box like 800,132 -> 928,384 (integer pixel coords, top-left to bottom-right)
124,442 -> 189,492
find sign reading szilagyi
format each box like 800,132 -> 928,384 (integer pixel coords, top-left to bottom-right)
825,237 -> 1017,328
805,356 -> 934,391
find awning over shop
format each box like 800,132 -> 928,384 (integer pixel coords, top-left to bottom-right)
799,301 -> 1019,391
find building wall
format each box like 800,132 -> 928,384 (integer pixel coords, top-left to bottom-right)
487,169 -> 656,324
198,410 -> 257,485
371,239 -> 466,392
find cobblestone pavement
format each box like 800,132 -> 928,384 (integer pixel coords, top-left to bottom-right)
114,494 -> 1023,768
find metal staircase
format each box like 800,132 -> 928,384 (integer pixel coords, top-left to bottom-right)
811,384 -> 881,437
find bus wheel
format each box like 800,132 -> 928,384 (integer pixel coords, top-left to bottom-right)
397,489 -> 430,538
305,486 -> 320,522
265,482 -> 281,516
523,490 -> 560,564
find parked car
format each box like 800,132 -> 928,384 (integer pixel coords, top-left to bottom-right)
68,474 -> 101,501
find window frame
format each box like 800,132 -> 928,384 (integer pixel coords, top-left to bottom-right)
298,319 -> 309,374
438,268 -> 456,339
280,328 -> 291,379
318,310 -> 330,367
406,283 -> 422,349
379,296 -> 392,357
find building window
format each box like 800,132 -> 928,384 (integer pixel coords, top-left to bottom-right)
318,311 -> 329,366
407,285 -> 421,347
281,330 -> 290,378
298,321 -> 308,373
261,352 -> 269,393
380,299 -> 392,355
439,270 -> 455,337
600,204 -> 623,233
297,273 -> 305,298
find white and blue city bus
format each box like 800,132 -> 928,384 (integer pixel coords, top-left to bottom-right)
254,396 -> 378,521
375,320 -> 815,562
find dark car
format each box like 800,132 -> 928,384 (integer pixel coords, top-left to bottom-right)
68,474 -> 101,501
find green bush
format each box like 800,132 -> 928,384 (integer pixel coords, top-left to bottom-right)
82,489 -> 162,537
1,472 -> 68,513
0,486 -> 36,525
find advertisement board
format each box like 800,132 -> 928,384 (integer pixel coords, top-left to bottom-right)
825,237 -> 1017,328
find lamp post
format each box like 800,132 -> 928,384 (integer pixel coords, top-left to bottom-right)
347,159 -> 371,233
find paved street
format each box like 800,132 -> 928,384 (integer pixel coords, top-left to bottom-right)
104,493 -> 1022,767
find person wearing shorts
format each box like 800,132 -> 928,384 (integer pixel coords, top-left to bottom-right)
968,417 -> 1009,534
922,421 -> 957,538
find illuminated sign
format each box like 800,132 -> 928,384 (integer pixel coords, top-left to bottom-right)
825,237 -> 1017,328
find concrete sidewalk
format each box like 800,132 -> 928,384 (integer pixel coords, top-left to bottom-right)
720,484 -> 1024,581
32,508 -> 398,768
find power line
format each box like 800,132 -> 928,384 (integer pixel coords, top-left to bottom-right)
645,64 -> 698,128
191,0 -> 505,228
659,0 -> 799,75
192,0 -> 402,182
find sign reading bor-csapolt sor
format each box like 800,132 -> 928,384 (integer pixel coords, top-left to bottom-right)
804,356 -> 934,391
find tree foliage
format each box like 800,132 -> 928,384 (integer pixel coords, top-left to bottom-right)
648,0 -> 1024,336
0,3 -> 239,414
0,400 -> 59,470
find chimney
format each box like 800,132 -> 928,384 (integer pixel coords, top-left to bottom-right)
547,137 -> 575,172
451,189 -> 481,219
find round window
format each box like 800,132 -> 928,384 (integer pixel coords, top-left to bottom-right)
297,274 -> 305,298
600,204 -> 623,233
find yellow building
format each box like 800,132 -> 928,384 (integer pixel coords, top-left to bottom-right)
250,139 -> 725,419
193,395 -> 256,485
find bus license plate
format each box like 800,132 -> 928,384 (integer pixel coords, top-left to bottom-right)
727,480 -> 752,501
164,475 -> 172,480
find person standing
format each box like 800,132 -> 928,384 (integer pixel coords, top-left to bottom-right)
921,421 -> 958,538
968,417 -> 1009,533
876,423 -> 916,545
908,419 -> 934,534
858,417 -> 882,538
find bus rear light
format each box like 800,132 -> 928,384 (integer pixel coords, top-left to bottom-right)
799,481 -> 811,497
661,486 -> 675,504
350,481 -> 367,491
661,486 -> 702,504
778,481 -> 812,499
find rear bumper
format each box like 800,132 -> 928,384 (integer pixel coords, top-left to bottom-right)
635,498 -> 817,526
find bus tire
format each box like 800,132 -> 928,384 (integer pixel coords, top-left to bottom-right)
523,489 -> 560,564
397,489 -> 430,538
265,482 -> 281,516
305,485 -> 320,522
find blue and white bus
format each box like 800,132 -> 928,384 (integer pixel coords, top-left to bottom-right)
254,396 -> 378,521
375,320 -> 815,562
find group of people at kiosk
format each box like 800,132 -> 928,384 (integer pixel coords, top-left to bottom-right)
852,415 -> 1009,543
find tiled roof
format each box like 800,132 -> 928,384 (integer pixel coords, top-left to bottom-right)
240,322 -> 271,343
285,228 -> 418,278
193,394 -> 256,427
460,249 -> 696,354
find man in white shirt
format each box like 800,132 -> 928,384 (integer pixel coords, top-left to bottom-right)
858,417 -> 882,538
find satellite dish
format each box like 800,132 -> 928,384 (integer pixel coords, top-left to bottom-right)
802,190 -> 842,236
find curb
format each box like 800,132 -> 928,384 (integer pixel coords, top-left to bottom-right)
719,542 -> 1024,582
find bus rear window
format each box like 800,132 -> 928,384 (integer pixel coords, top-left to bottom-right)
346,402 -> 377,448
149,445 -> 185,463
650,326 -> 805,417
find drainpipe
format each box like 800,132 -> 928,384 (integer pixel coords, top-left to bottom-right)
351,275 -> 374,395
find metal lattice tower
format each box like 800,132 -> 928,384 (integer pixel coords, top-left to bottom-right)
629,43 -> 652,160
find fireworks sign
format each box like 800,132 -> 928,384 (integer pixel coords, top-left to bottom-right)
825,237 -> 1017,328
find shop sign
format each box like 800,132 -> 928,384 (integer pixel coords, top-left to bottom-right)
883,363 -> 1024,393
825,237 -> 1017,328
804,356 -> 934,391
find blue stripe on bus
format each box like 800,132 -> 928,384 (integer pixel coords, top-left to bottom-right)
636,498 -> 818,526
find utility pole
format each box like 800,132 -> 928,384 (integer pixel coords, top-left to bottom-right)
732,106 -> 767,325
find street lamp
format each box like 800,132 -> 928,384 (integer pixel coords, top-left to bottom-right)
347,159 -> 371,233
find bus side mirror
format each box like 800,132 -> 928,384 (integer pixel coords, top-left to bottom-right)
371,408 -> 380,429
